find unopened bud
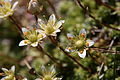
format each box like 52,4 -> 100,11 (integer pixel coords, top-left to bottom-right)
28,0 -> 43,15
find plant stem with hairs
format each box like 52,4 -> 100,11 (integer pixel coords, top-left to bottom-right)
9,16 -> 22,33
37,44 -> 62,67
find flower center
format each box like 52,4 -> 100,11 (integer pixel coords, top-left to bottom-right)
75,40 -> 85,48
45,26 -> 55,35
44,75 -> 53,80
28,34 -> 38,42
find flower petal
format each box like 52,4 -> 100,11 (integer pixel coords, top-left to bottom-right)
12,1 -> 18,10
2,68 -> 8,72
48,14 -> 56,25
36,30 -> 46,40
67,33 -> 75,40
86,40 -> 94,47
50,65 -> 56,74
31,42 -> 38,47
55,29 -> 61,33
41,65 -> 46,73
79,29 -> 86,37
23,78 -> 28,80
19,40 -> 30,46
22,28 -> 29,33
65,47 -> 75,52
11,65 -> 15,72
35,78 -> 42,80
50,29 -> 61,36
55,20 -> 65,29
78,49 -> 86,58
38,18 -> 46,30
1,77 -> 7,80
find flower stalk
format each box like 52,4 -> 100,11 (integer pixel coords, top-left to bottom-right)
9,16 -> 22,33
37,44 -> 61,67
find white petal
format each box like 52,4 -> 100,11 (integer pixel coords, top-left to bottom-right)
2,68 -> 8,72
4,0 -> 11,2
67,33 -> 74,39
99,74 -> 104,79
55,29 -> 61,33
48,14 -> 56,25
86,40 -> 94,47
79,28 -> 86,36
36,30 -> 46,39
31,42 -> 38,47
22,28 -> 29,33
38,18 -> 46,30
55,20 -> 65,29
11,65 -> 15,72
19,40 -> 30,46
0,16 -> 4,19
1,77 -> 6,80
50,65 -> 56,73
0,12 -> 13,18
1,75 -> 13,80
50,29 -> 61,36
12,1 -> 18,10
78,49 -> 86,58
65,47 -> 75,52
41,65 -> 46,72
35,78 -> 42,80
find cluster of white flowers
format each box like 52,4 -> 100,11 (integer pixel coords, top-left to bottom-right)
0,65 -> 61,80
19,14 -> 65,47
66,29 -> 94,58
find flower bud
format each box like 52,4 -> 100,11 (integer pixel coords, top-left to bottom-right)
28,0 -> 43,15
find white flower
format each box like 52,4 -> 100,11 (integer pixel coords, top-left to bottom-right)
66,29 -> 94,58
38,14 -> 65,36
1,66 -> 15,80
19,27 -> 46,47
0,0 -> 18,18
35,65 -> 62,80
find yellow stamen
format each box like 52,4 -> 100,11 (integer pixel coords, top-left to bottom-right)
0,73 -> 4,76
86,42 -> 89,46
67,47 -> 72,50
24,40 -> 29,44
23,32 -> 28,35
80,33 -> 85,37
80,50 -> 83,54
68,37 -> 73,40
